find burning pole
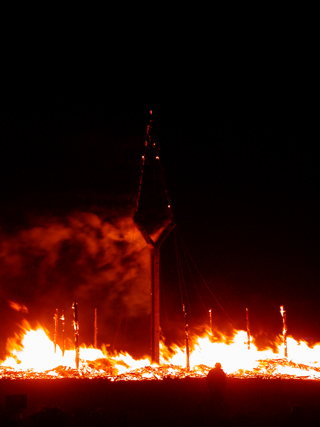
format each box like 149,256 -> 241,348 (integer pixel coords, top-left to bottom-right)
209,308 -> 213,342
72,301 -> 80,369
246,307 -> 251,350
53,309 -> 58,353
183,304 -> 190,371
60,310 -> 65,356
280,305 -> 288,358
94,308 -> 98,348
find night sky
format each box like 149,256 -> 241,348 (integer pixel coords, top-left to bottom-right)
0,39 -> 319,359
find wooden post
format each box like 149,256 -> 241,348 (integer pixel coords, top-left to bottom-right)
94,308 -> 98,348
72,301 -> 80,369
246,308 -> 251,350
183,304 -> 190,371
209,308 -> 213,342
151,247 -> 160,364
280,305 -> 288,358
60,310 -> 65,356
54,309 -> 58,353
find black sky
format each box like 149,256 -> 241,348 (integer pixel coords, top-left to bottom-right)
0,35 -> 319,357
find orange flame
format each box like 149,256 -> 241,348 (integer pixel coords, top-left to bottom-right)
8,300 -> 28,313
1,322 -> 320,381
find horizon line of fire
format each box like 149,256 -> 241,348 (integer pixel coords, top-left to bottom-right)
16,300 -> 289,371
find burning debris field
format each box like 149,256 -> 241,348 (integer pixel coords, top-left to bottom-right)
1,319 -> 320,381
1,322 -> 320,426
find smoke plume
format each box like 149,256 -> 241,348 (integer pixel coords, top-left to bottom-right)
0,210 -> 151,357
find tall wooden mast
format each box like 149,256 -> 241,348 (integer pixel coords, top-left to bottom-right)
134,111 -> 175,363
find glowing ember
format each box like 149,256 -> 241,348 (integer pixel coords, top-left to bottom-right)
1,323 -> 320,380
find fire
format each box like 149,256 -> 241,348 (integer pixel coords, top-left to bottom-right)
8,300 -> 28,313
1,323 -> 320,380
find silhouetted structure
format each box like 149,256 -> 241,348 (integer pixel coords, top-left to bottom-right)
134,111 -> 175,363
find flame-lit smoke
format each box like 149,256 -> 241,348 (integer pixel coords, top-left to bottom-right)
0,211 -> 151,357
8,300 -> 28,313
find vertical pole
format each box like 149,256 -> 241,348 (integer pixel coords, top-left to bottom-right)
246,308 -> 251,350
209,308 -> 213,342
280,305 -> 288,358
94,308 -> 98,348
60,310 -> 65,357
151,247 -> 160,364
183,304 -> 190,371
72,301 -> 80,369
54,309 -> 58,353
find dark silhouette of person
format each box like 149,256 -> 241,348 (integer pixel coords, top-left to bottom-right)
206,362 -> 227,411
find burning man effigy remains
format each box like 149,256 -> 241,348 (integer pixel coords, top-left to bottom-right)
1,312 -> 320,381
134,110 -> 175,364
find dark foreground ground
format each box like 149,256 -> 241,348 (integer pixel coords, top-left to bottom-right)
1,377 -> 320,426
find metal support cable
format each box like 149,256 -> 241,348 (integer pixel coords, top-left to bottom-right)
174,228 -> 191,316
175,226 -> 237,328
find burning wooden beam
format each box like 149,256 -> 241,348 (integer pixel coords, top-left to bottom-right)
94,308 -> 98,349
60,310 -> 65,357
209,309 -> 213,342
280,305 -> 288,358
183,304 -> 190,371
246,308 -> 251,350
72,301 -> 80,369
53,309 -> 58,354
